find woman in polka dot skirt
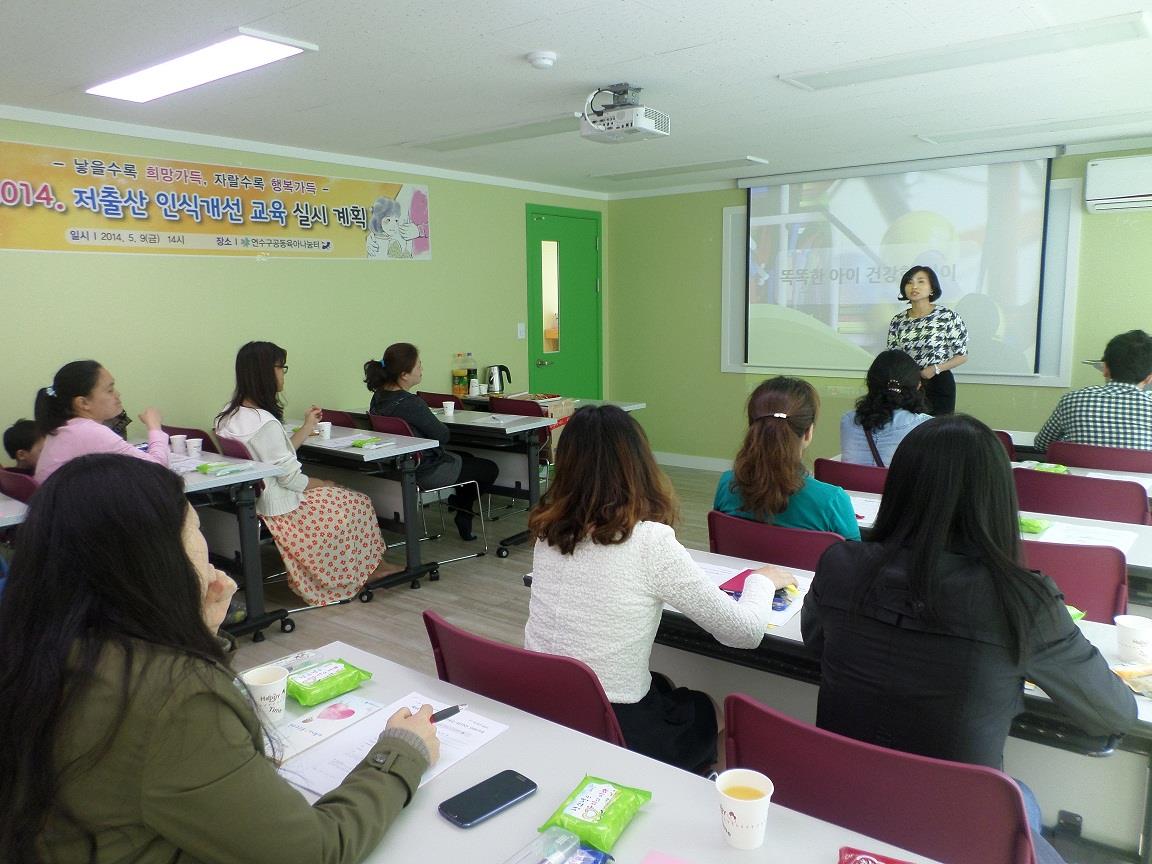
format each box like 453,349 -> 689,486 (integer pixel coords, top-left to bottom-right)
215,341 -> 399,605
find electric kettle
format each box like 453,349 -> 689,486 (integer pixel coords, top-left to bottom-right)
486,365 -> 511,395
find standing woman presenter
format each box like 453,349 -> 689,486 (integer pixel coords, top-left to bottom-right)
886,266 -> 968,415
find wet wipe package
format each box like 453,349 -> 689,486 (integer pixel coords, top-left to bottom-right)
285,659 -> 372,706
539,776 -> 651,852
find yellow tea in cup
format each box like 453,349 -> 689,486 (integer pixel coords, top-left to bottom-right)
722,785 -> 766,800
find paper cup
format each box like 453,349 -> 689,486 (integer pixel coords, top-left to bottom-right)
1116,615 -> 1152,663
240,664 -> 289,723
316,421 -> 332,440
169,434 -> 187,455
442,401 -> 456,418
716,768 -> 773,850
185,438 -> 203,458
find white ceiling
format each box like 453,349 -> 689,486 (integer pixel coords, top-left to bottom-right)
3,0 -> 1152,194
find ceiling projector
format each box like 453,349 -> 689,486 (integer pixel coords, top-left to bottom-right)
578,83 -> 670,143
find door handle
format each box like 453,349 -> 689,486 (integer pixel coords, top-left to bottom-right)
535,359 -> 554,367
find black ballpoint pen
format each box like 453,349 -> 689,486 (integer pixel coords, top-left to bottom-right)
430,703 -> 467,723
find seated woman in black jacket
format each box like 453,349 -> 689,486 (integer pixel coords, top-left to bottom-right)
802,414 -> 1136,864
364,343 -> 498,540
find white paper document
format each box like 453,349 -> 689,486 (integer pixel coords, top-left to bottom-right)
1033,522 -> 1139,556
849,496 -> 881,526
276,691 -> 507,802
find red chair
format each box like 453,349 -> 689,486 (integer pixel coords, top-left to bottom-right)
813,458 -> 888,494
707,510 -> 841,571
367,414 -> 487,558
423,610 -> 625,745
486,396 -> 553,525
320,408 -> 366,430
1013,467 -> 1151,525
1047,441 -> 1152,473
724,694 -> 1034,864
1022,540 -> 1127,624
417,391 -> 463,409
994,430 -> 1018,462
161,425 -> 220,454
0,469 -> 37,503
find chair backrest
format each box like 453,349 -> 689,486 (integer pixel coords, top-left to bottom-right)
994,430 -> 1018,462
1013,467 -> 1150,525
368,414 -> 415,437
215,435 -> 255,462
417,391 -> 462,409
0,469 -> 38,503
488,396 -> 551,447
1022,540 -> 1127,623
422,610 -> 625,746
724,694 -> 1034,864
707,510 -> 841,571
813,457 -> 888,494
1047,441 -> 1152,473
321,408 -> 366,429
161,425 -> 220,454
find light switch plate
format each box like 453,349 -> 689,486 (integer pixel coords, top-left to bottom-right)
517,322 -> 526,340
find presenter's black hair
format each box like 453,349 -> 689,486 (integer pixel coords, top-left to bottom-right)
897,265 -> 942,302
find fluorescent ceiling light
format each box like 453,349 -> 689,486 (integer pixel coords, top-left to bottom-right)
780,12 -> 1148,91
87,28 -> 317,103
919,111 -> 1152,145
592,157 -> 770,181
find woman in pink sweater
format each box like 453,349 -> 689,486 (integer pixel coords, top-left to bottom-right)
34,360 -> 168,483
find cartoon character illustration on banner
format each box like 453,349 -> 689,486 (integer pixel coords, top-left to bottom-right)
365,184 -> 430,259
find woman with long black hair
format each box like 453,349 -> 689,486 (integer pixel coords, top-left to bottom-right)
0,454 -> 438,864
803,414 -> 1135,863
216,341 -> 398,604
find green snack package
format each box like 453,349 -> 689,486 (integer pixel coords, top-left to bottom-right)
1066,604 -> 1086,622
195,462 -> 245,476
286,659 -> 372,706
539,775 -> 651,852
1019,517 -> 1051,535
350,437 -> 382,448
1034,463 -> 1069,473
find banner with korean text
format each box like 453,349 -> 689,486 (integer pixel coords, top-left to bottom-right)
0,140 -> 430,259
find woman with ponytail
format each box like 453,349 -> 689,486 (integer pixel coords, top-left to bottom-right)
840,350 -> 931,467
714,376 -> 859,539
34,360 -> 168,483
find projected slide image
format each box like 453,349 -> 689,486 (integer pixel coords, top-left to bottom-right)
746,161 -> 1047,375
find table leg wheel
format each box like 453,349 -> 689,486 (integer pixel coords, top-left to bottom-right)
252,630 -> 266,643
280,618 -> 296,633
429,569 -> 440,582
359,589 -> 374,603
496,547 -> 510,558
409,578 -> 422,589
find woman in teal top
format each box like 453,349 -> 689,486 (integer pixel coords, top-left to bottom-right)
714,377 -> 860,540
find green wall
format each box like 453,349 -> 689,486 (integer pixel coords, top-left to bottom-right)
3,115 -> 1151,467
605,156 -> 1152,464
0,119 -> 602,436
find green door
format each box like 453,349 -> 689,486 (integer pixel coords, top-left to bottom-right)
526,205 -> 602,398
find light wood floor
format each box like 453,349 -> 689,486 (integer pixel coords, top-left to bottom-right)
232,464 -> 722,673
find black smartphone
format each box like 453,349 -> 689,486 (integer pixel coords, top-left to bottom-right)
438,769 -> 538,828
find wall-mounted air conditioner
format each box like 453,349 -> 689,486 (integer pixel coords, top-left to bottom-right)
1085,154 -> 1152,212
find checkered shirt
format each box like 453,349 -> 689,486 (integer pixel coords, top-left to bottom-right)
1034,382 -> 1152,451
887,306 -> 969,368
